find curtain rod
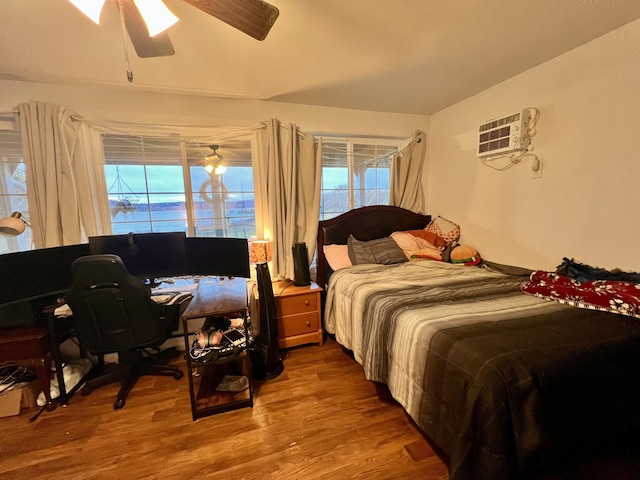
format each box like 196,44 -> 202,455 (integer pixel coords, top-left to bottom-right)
396,134 -> 423,158
261,121 -> 307,139
89,121 -> 261,141
7,109 -> 260,136
4,109 -> 83,123
408,136 -> 423,148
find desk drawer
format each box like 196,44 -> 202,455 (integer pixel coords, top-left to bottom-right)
276,293 -> 318,317
278,312 -> 319,338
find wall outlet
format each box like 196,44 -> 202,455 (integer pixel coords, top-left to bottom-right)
530,158 -> 543,179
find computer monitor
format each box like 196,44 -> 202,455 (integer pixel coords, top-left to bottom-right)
89,232 -> 187,280
0,243 -> 91,307
184,237 -> 250,278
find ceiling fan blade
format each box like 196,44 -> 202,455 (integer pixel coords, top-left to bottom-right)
120,0 -> 175,58
182,0 -> 280,41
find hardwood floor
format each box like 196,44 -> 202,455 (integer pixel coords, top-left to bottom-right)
2,337 -> 640,480
0,337 -> 449,480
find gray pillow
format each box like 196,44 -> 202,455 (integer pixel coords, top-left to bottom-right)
347,235 -> 408,265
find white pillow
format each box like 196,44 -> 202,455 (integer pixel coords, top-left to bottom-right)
323,244 -> 352,270
391,231 -> 440,258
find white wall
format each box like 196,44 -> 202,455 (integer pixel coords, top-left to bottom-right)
427,18 -> 640,271
0,80 -> 428,139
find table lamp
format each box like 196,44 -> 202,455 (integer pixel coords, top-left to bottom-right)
249,239 -> 272,266
249,240 -> 284,380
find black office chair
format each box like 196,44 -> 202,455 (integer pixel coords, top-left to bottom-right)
67,254 -> 184,409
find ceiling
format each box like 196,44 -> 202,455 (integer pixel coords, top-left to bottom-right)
2,0 -> 640,115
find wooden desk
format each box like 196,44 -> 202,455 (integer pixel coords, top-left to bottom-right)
182,277 -> 248,320
0,325 -> 54,411
181,277 -> 253,420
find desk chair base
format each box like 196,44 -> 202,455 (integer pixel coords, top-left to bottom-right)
82,348 -> 183,409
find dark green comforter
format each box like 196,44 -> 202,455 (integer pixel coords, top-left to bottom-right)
325,261 -> 640,479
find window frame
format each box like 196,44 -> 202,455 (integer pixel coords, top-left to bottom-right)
318,136 -> 403,220
0,127 -> 31,254
101,133 -> 256,239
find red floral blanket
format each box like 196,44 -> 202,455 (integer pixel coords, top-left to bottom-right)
521,271 -> 640,319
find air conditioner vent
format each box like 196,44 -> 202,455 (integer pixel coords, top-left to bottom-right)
477,110 -> 531,157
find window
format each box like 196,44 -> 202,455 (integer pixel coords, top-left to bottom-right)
319,138 -> 400,220
189,143 -> 255,238
102,134 -> 255,238
0,129 -> 30,253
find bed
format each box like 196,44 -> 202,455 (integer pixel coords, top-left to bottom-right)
317,205 -> 640,480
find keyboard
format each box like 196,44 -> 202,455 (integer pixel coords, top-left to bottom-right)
151,291 -> 192,305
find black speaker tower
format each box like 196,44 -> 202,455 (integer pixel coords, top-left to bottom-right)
250,262 -> 284,380
292,242 -> 311,286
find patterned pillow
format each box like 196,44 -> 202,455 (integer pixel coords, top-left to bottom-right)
347,235 -> 408,265
425,216 -> 460,244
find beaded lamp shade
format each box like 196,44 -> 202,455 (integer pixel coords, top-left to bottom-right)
249,240 -> 272,264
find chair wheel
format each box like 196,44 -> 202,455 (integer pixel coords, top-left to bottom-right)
113,398 -> 125,409
174,370 -> 184,380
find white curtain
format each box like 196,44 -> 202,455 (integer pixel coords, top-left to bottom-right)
74,124 -> 112,237
390,130 -> 426,213
255,119 -> 322,280
18,100 -> 110,248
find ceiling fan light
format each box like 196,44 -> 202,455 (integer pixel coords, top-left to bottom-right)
68,0 -> 106,24
204,163 -> 215,174
134,0 -> 179,37
214,164 -> 227,175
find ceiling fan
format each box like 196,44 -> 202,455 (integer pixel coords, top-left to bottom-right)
70,0 -> 280,58
204,145 -> 226,174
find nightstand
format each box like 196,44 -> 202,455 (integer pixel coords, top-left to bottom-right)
255,280 -> 323,348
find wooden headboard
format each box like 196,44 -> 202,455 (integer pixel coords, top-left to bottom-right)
316,205 -> 431,290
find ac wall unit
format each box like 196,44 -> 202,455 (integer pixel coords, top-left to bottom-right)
477,110 -> 532,157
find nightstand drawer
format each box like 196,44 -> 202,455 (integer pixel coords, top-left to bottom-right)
276,293 -> 318,317
278,312 -> 319,337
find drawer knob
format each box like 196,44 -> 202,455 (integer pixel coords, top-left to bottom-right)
304,300 -> 309,306
305,321 -> 311,327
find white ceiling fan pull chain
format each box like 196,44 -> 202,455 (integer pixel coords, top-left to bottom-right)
118,0 -> 134,82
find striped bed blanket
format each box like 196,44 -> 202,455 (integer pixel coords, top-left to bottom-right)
324,261 -> 640,479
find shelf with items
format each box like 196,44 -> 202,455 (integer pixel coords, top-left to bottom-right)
187,351 -> 253,418
181,277 -> 253,420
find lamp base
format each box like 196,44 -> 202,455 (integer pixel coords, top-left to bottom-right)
251,360 -> 284,381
